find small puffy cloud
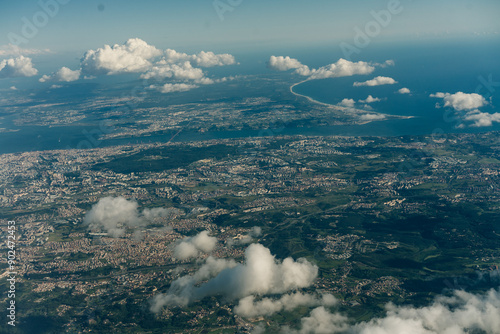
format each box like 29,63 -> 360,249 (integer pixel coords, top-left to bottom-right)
270,56 -> 399,82
151,243 -> 318,312
360,114 -> 386,121
235,292 -> 337,318
0,44 -> 50,56
339,98 -> 356,107
282,307 -> 349,334
354,76 -> 397,87
39,67 -> 81,82
192,51 -> 236,67
359,95 -> 381,103
44,39 -> 236,94
81,38 -> 162,75
398,87 -> 411,94
84,196 -> 139,237
464,110 -> 500,127
381,59 -> 395,67
153,83 -> 199,93
83,196 -> 175,237
164,49 -> 191,63
0,56 -> 38,78
256,287 -> 500,334
430,91 -> 487,111
9,86 -> 17,90
174,231 -> 217,260
268,56 -> 308,72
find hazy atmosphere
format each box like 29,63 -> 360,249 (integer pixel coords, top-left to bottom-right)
1,1 -> 499,333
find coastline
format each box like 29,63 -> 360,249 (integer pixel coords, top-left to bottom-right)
289,79 -> 414,123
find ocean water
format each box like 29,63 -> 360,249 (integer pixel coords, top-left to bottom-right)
1,38 -> 499,154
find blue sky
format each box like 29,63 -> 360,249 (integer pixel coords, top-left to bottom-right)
1,0 -> 499,53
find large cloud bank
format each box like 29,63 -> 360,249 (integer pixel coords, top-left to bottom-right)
0,56 -> 38,78
270,288 -> 500,334
83,196 -> 179,237
151,243 -> 318,312
37,38 -> 236,91
359,95 -> 381,103
268,56 -> 378,80
352,288 -> 500,334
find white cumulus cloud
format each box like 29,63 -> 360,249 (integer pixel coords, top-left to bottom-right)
398,87 -> 411,94
83,196 -> 177,237
0,56 -> 38,78
163,49 -> 236,67
431,91 -> 487,111
43,39 -> 236,94
353,289 -> 500,334
192,51 -> 236,67
309,59 -> 375,80
359,95 -> 381,103
174,231 -> 218,260
235,292 -> 337,318
81,38 -> 162,75
354,76 -> 397,87
464,110 -> 500,127
39,67 -> 81,82
268,57 -> 378,80
339,98 -> 356,108
151,243 -> 318,312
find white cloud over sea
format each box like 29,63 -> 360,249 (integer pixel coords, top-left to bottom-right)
0,56 -> 38,78
354,76 -> 397,87
268,56 -> 380,80
431,91 -> 498,127
431,92 -> 487,111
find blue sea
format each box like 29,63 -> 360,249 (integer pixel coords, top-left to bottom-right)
1,37 -> 499,154
289,37 -> 500,135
